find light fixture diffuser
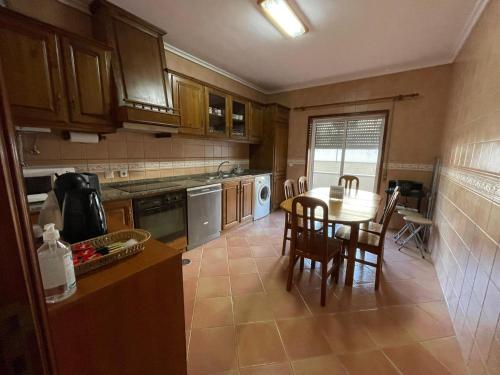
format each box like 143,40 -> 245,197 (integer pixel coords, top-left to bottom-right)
258,0 -> 307,38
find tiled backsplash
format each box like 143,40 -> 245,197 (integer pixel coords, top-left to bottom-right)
21,131 -> 250,184
429,1 -> 500,373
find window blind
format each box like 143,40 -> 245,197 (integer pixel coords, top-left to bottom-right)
311,116 -> 384,150
345,118 -> 384,149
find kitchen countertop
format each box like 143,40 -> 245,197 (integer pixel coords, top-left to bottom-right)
29,170 -> 271,212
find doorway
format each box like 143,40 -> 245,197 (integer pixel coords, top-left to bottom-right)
307,112 -> 387,192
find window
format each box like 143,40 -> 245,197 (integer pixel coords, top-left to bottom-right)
307,113 -> 386,192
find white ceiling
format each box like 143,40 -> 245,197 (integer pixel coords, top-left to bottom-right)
82,0 -> 486,93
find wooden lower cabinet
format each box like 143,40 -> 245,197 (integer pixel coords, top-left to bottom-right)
222,178 -> 254,230
240,178 -> 254,223
272,173 -> 286,211
222,180 -> 240,230
103,199 -> 134,232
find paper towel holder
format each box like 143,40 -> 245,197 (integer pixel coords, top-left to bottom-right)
61,131 -> 106,142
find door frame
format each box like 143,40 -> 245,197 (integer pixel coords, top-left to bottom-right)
0,59 -> 55,373
305,110 -> 389,193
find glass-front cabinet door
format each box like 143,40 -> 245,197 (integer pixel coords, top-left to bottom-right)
206,88 -> 229,137
230,98 -> 248,139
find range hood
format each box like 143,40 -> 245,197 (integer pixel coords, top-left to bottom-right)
116,106 -> 181,134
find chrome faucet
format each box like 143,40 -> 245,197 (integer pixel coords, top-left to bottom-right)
217,160 -> 230,178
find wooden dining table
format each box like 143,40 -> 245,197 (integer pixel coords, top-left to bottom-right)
280,187 -> 382,286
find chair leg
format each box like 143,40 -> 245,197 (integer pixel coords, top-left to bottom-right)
375,254 -> 382,290
334,254 -> 340,283
282,220 -> 288,256
311,260 -> 316,269
321,261 -> 328,306
299,256 -> 305,271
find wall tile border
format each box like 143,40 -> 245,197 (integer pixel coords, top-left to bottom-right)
442,166 -> 500,204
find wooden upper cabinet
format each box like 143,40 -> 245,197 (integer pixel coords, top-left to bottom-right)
171,74 -> 205,135
240,178 -> 254,223
206,87 -> 230,138
249,102 -> 264,143
230,97 -> 249,140
0,12 -> 67,126
90,0 -> 180,127
62,37 -> 112,126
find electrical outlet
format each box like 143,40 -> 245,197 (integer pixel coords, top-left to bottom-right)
119,169 -> 128,178
105,170 -> 114,179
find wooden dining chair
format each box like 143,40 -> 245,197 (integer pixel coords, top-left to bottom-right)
334,189 -> 401,290
338,175 -> 359,191
287,196 -> 342,306
297,176 -> 309,194
281,179 -> 297,255
360,186 -> 400,235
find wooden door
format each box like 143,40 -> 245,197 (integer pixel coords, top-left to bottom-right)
0,15 -> 67,126
171,75 -> 205,135
272,173 -> 287,211
249,102 -> 264,143
103,199 -> 134,232
62,37 -> 112,126
273,123 -> 289,175
222,180 -> 239,230
240,178 -> 254,223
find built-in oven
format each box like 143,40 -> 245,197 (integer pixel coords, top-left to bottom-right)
133,190 -> 187,244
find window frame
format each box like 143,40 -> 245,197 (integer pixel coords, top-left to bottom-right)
305,110 -> 390,193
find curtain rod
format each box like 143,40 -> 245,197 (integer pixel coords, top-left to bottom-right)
293,93 -> 420,111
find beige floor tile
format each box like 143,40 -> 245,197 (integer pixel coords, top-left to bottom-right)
202,247 -> 228,261
384,343 -> 453,374
200,259 -> 229,277
188,326 -> 237,374
239,362 -> 292,374
183,278 -> 198,301
260,270 -> 290,292
422,336 -> 469,375
231,274 -> 264,296
183,260 -> 200,281
251,245 -> 280,258
183,247 -> 202,260
227,237 -> 249,247
228,246 -> 252,259
338,350 -> 399,375
192,296 -> 233,328
197,276 -> 231,298
255,256 -> 287,274
265,289 -> 311,319
185,298 -> 194,329
276,317 -> 332,360
292,354 -> 348,375
204,238 -> 227,249
316,312 -> 377,353
236,322 -> 287,367
229,258 -> 258,275
233,293 -> 274,323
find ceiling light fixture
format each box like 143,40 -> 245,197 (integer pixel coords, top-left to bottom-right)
258,0 -> 308,38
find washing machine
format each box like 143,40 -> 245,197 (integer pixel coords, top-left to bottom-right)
254,174 -> 271,220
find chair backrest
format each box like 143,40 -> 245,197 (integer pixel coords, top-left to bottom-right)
297,176 -> 308,194
284,179 -> 296,200
379,189 -> 401,244
291,196 -> 329,259
338,175 -> 359,191
379,186 -> 400,224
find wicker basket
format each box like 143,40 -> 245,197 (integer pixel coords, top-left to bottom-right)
72,229 -> 151,277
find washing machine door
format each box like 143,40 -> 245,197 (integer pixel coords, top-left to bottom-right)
258,184 -> 270,206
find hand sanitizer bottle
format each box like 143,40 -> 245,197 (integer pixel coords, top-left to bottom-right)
37,224 -> 76,303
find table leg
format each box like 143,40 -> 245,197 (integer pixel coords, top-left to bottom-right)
345,223 -> 359,286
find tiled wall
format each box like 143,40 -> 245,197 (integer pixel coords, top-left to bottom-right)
269,64 -> 452,196
429,1 -> 500,373
22,132 -> 249,184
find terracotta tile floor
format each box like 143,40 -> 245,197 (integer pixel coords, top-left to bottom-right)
182,211 -> 467,375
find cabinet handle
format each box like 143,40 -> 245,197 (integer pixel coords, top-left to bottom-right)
55,93 -> 61,112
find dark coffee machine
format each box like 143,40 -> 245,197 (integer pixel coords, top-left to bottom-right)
53,173 -> 107,243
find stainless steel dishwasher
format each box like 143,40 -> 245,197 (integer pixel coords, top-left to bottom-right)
187,183 -> 222,250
